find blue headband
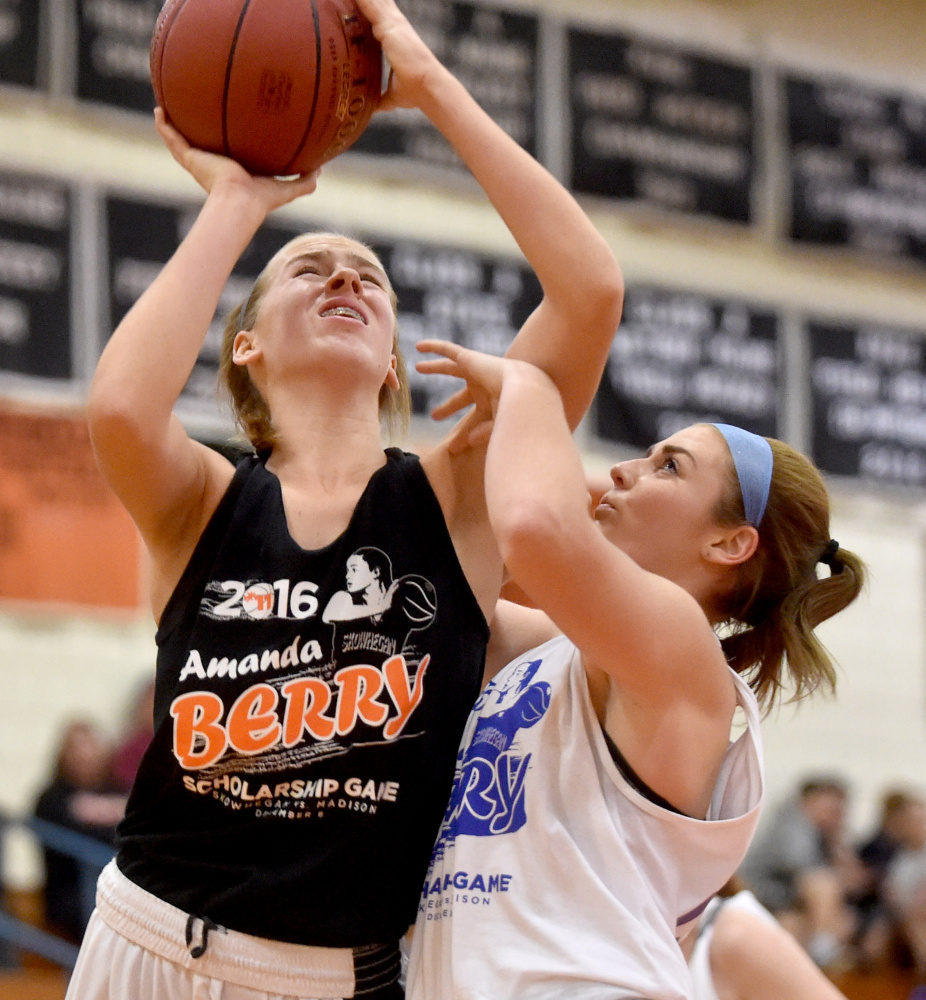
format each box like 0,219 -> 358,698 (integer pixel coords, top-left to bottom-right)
711,423 -> 773,527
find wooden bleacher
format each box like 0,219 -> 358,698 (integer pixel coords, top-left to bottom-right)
1,889 -> 72,1000
0,969 -> 70,1000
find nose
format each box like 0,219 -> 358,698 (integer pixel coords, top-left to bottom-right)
610,457 -> 646,490
326,266 -> 363,295
610,461 -> 631,489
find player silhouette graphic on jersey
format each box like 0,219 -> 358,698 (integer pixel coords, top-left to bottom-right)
323,547 -> 438,669
433,656 -> 551,859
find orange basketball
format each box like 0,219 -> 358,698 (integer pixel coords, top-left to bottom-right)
150,0 -> 382,176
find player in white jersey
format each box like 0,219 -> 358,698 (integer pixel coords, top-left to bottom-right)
688,885 -> 848,1000
407,342 -> 866,1000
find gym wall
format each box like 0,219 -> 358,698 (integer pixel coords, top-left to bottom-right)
0,0 -> 925,886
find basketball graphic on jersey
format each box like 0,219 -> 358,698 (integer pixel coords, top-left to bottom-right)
241,582 -> 274,619
390,575 -> 437,627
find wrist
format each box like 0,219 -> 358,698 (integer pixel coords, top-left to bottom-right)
190,183 -> 268,254
204,180 -> 268,224
414,63 -> 471,126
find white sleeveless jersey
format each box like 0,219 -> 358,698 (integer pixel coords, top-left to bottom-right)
688,891 -> 777,1000
406,634 -> 764,1000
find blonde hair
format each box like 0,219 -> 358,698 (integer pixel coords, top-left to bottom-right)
219,233 -> 411,452
713,436 -> 865,711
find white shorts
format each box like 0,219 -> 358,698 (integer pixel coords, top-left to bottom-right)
65,861 -> 401,1000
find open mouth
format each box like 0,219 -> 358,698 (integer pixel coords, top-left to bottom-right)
321,306 -> 366,324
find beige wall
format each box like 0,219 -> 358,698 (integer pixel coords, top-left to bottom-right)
2,0 -> 926,886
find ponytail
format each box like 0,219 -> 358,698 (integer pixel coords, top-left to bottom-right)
715,438 -> 866,711
219,277 -> 278,454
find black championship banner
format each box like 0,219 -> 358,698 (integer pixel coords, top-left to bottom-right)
76,0 -> 159,112
105,194 -> 309,406
351,0 -> 539,171
370,237 -> 541,415
810,320 -> 926,487
595,286 -> 780,447
0,0 -> 42,88
567,26 -> 756,223
785,73 -> 926,266
0,171 -> 72,381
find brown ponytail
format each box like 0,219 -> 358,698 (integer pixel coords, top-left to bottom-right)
714,437 -> 866,712
220,274 -> 277,453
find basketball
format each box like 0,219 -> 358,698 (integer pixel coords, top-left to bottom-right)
391,575 -> 438,627
150,0 -> 382,177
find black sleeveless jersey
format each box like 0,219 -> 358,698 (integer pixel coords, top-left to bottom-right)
116,450 -> 488,947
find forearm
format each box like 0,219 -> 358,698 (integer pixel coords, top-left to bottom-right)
418,69 -> 622,422
484,364 -> 591,565
420,70 -> 615,292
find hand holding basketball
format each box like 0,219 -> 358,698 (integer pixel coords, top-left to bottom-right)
354,0 -> 444,112
154,108 -> 320,211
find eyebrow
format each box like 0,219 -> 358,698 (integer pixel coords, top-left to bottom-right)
287,249 -> 387,278
646,443 -> 697,465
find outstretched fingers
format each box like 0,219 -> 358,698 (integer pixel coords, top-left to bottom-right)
416,338 -> 463,360
415,345 -> 473,419
417,340 -> 509,453
444,409 -> 494,455
430,385 -> 473,421
415,340 -> 468,386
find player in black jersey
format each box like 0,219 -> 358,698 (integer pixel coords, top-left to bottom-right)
76,0 -> 623,997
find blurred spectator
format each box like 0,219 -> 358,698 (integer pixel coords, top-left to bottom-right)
853,789 -> 926,967
739,776 -> 865,970
33,720 -> 127,941
110,677 -> 155,794
687,876 -> 848,1000
884,798 -> 926,994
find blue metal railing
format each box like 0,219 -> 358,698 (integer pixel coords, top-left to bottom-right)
0,813 -> 115,970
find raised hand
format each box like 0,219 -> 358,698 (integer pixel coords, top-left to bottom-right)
416,339 -> 528,452
154,108 -> 320,211
353,0 -> 444,112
